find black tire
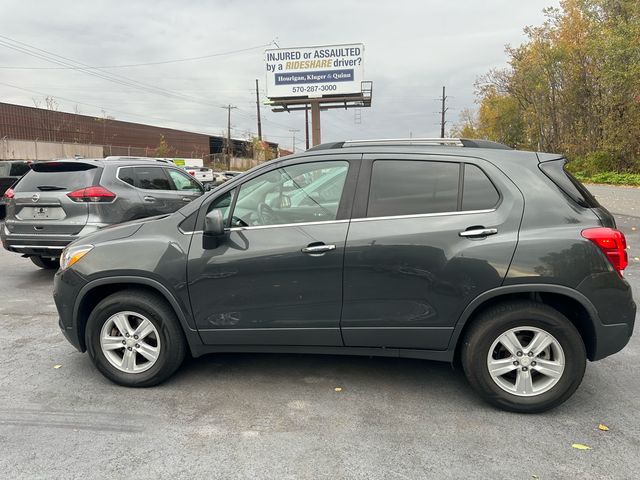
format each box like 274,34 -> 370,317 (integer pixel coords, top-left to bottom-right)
85,290 -> 187,387
461,301 -> 586,413
30,255 -> 60,269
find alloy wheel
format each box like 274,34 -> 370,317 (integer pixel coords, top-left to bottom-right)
99,311 -> 161,374
487,326 -> 565,397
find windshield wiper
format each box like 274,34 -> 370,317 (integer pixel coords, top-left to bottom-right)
37,185 -> 67,191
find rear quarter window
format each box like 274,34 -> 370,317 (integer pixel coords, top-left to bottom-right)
539,159 -> 599,208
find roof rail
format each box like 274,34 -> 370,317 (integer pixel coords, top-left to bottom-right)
344,138 -> 463,147
341,138 -> 512,150
103,156 -> 172,163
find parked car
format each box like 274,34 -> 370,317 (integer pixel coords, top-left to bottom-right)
0,160 -> 31,219
53,138 -> 635,413
183,166 -> 214,184
211,171 -> 227,186
1,157 -> 204,269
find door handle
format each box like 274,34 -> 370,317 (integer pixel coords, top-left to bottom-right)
301,244 -> 336,254
181,197 -> 193,202
143,196 -> 156,202
459,227 -> 498,238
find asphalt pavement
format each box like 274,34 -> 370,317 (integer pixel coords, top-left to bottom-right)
0,185 -> 639,479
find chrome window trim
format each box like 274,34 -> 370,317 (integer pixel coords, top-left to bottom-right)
351,208 -> 496,223
178,228 -> 203,235
227,219 -> 349,232
181,210 -> 495,234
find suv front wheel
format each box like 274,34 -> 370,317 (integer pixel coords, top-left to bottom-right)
461,301 -> 586,413
85,290 -> 187,387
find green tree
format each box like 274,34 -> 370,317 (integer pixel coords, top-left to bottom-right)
156,135 -> 171,157
458,0 -> 640,173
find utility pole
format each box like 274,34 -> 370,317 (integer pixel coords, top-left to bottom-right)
289,128 -> 300,153
255,79 -> 262,140
439,86 -> 448,138
222,104 -> 237,169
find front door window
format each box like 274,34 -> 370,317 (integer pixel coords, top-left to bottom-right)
229,161 -> 349,227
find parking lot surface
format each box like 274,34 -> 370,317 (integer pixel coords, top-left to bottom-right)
0,186 -> 639,479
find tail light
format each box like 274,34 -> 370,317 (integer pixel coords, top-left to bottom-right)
67,186 -> 116,203
581,227 -> 628,274
187,170 -> 195,176
2,187 -> 14,199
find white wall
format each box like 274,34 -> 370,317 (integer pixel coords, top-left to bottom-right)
0,138 -> 103,160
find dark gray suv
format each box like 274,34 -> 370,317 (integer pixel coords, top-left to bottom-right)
53,139 -> 635,412
1,157 -> 204,268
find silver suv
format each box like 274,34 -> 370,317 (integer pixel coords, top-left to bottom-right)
1,157 -> 204,268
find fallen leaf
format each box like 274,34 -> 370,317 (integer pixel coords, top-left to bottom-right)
598,424 -> 610,431
334,387 -> 342,392
53,364 -> 62,369
571,443 -> 591,450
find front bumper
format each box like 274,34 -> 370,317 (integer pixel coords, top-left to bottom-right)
53,267 -> 86,352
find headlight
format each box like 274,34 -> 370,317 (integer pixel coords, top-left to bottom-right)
60,244 -> 93,270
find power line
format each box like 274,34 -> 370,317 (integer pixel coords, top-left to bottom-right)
0,80 -> 226,134
0,42 -> 275,70
0,35 -> 225,108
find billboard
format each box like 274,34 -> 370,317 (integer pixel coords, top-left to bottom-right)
265,43 -> 364,99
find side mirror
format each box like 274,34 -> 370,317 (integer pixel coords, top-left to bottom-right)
204,209 -> 225,236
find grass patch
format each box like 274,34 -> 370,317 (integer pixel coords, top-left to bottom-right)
572,171 -> 640,186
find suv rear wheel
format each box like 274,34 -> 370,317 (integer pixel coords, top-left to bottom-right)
30,255 -> 59,269
85,290 -> 186,387
461,301 -> 586,413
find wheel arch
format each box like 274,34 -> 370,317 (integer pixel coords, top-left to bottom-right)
73,276 -> 200,353
450,284 -> 600,362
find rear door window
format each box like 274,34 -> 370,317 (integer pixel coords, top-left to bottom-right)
367,160 -> 460,217
134,167 -> 171,190
13,162 -> 100,192
462,164 -> 500,210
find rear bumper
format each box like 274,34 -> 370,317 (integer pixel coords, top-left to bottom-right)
577,272 -> 636,361
1,223 -> 107,257
1,227 -> 75,257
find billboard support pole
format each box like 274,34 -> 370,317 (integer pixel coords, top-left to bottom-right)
305,105 -> 310,150
311,101 -> 321,147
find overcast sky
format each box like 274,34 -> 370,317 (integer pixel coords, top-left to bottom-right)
0,0 -> 558,151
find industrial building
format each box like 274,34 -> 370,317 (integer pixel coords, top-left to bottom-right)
0,102 -> 278,162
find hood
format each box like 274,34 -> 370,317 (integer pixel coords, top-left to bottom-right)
72,213 -> 174,247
